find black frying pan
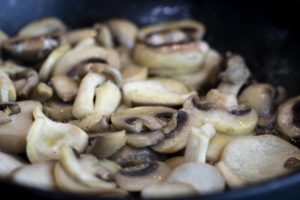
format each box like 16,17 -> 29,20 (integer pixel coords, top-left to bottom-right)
0,0 -> 300,199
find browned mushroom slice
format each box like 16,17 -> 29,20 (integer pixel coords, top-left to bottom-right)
0,150 -> 25,178
12,162 -> 55,190
0,101 -> 41,153
277,96 -> 300,139
51,75 -> 78,102
167,162 -> 225,194
65,28 -> 97,45
52,45 -> 121,76
18,17 -> 66,37
122,79 -> 196,107
30,82 -> 53,102
13,68 -> 39,98
218,135 -> 300,188
2,34 -> 60,62
0,71 -> 16,102
43,100 -> 74,122
164,156 -> 185,169
59,145 -> 116,190
115,160 -> 171,191
88,131 -> 127,159
26,107 -> 88,163
106,19 -> 138,48
184,96 -> 258,135
141,181 -> 198,198
151,109 -> 194,153
133,20 -> 207,76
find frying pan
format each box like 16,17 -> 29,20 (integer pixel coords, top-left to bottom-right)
0,0 -> 300,199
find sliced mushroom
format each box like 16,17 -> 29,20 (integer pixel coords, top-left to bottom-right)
88,131 -> 127,159
13,68 -> 39,98
39,44 -> 71,81
0,151 -> 25,178
12,162 -> 55,190
218,135 -> 300,188
115,160 -> 171,191
141,181 -> 198,198
122,79 -> 196,107
2,34 -> 60,62
52,45 -> 121,77
0,102 -> 20,124
184,96 -> 258,135
94,23 -> 114,48
167,162 -> 225,194
51,75 -> 78,102
65,28 -> 97,45
0,101 -> 41,153
164,156 -> 185,169
26,107 -> 88,163
133,20 -> 207,76
0,71 -> 16,102
106,19 -> 138,48
18,17 -> 66,37
59,145 -> 116,190
30,82 -> 53,102
121,66 -> 148,84
277,96 -> 300,139
43,100 -> 73,122
72,72 -> 105,119
184,123 -> 216,163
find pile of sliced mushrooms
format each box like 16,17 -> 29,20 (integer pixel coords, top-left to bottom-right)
0,17 -> 300,198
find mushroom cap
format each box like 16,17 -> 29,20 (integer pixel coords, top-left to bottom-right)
219,135 -> 300,187
167,162 -> 225,194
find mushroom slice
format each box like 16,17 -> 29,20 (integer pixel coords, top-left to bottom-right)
164,156 -> 185,169
184,96 -> 258,135
170,49 -> 221,90
26,107 -> 88,163
59,145 -> 116,190
277,96 -> 300,138
0,151 -> 25,178
0,71 -> 16,102
184,123 -> 216,163
65,28 -> 97,45
14,68 -> 39,98
72,72 -> 105,119
0,102 -> 20,124
51,75 -> 78,102
94,23 -> 114,48
88,131 -> 127,159
12,162 -> 55,190
0,101 -> 41,153
109,145 -> 159,167
30,82 -> 53,102
18,17 -> 66,37
167,162 -> 225,194
43,101 -> 73,122
106,19 -> 138,48
123,80 -> 196,107
52,45 -> 121,76
115,160 -> 171,191
121,66 -> 148,84
2,34 -> 60,62
141,181 -> 198,198
39,44 -> 71,81
54,163 -> 127,195
218,135 -> 300,188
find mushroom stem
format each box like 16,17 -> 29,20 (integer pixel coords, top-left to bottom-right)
0,71 -> 16,102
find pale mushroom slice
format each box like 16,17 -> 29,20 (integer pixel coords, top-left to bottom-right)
94,23 -> 114,48
30,82 -> 53,102
51,75 -> 78,102
141,181 -> 198,198
59,145 -> 116,190
0,71 -> 16,102
165,156 -> 185,169
0,151 -> 25,178
17,17 -> 67,37
277,96 -> 300,139
122,79 -> 196,107
26,107 -> 88,163
43,100 -> 73,122
54,163 -> 127,195
121,66 -> 148,84
88,131 -> 127,159
0,101 -> 42,153
72,72 -> 105,119
167,162 -> 225,194
11,162 -> 55,190
106,19 -> 138,48
64,28 -> 97,45
184,96 -> 258,135
39,44 -> 71,81
115,160 -> 171,192
218,135 -> 300,188
13,68 -> 39,98
184,123 -> 216,163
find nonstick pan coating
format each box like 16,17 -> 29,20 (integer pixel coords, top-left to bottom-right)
0,0 -> 300,199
